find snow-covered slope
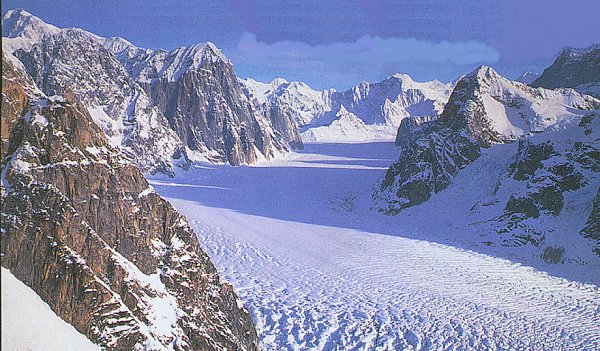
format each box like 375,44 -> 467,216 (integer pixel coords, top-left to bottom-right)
1,268 -> 100,351
243,74 -> 453,143
107,41 -> 230,84
439,65 -> 599,146
241,78 -> 335,128
375,65 -> 600,260
1,8 -> 60,52
301,105 -> 372,142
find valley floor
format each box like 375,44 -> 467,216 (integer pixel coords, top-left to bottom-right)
149,142 -> 600,350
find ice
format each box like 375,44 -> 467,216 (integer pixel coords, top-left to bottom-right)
148,141 -> 600,350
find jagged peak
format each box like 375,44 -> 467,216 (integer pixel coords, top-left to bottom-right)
559,44 -> 600,57
467,65 -> 500,80
2,8 -> 60,40
103,36 -> 138,52
171,42 -> 230,66
337,104 -> 350,115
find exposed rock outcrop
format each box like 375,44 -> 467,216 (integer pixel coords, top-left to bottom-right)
109,42 -> 303,165
531,45 -> 600,91
1,50 -> 259,350
581,188 -> 600,255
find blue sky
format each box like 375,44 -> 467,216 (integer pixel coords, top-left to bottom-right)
3,0 -> 599,90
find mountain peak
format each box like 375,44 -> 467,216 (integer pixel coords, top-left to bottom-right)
470,65 -> 499,80
391,73 -> 414,82
2,8 -> 60,39
559,44 -> 600,57
531,44 -> 600,89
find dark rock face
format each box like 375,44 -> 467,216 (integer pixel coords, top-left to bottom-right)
145,55 -> 292,165
377,66 -> 598,216
542,246 -> 565,264
116,44 -> 303,165
437,71 -> 507,147
1,53 -> 259,350
375,127 -> 480,214
494,114 -> 599,249
581,188 -> 600,256
509,140 -> 554,181
531,45 -> 600,89
505,195 -> 540,219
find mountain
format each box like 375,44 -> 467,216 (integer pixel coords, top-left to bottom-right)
439,65 -> 598,146
105,38 -> 303,165
515,71 -> 540,85
3,10 -> 188,175
375,65 -> 599,211
531,45 -> 600,97
241,78 -> 335,128
1,8 -> 60,52
374,65 -> 600,259
1,49 -> 259,350
243,74 -> 453,143
2,9 -> 302,169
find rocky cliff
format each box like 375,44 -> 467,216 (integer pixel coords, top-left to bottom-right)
374,66 -> 600,259
108,41 -> 303,165
1,50 -> 259,350
3,9 -> 302,169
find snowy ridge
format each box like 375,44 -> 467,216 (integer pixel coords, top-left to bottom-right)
109,42 -> 231,84
242,73 -> 453,143
531,44 -> 600,90
241,77 -> 335,127
515,71 -> 540,85
1,8 -> 60,52
441,65 -> 599,145
9,26 -> 188,175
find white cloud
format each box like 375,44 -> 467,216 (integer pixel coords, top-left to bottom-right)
237,32 -> 500,66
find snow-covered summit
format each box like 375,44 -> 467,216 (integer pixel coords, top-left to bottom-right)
2,8 -> 59,38
2,8 -> 60,52
242,72 -> 453,142
440,65 -> 599,146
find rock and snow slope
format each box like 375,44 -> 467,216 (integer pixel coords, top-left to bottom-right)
531,44 -> 600,97
375,65 -> 600,262
515,71 -> 540,85
149,142 -> 600,350
1,48 -> 258,350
